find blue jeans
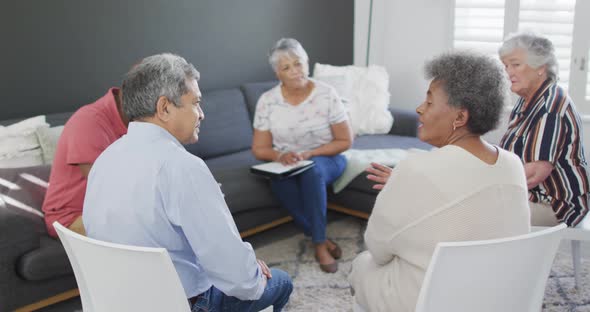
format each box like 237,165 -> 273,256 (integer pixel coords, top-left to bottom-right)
270,155 -> 347,243
190,269 -> 293,312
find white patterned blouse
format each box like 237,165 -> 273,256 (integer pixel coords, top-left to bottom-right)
253,79 -> 348,153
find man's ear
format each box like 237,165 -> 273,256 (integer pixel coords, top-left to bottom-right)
454,109 -> 470,128
155,96 -> 171,122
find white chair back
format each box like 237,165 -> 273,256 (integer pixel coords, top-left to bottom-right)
54,221 -> 191,312
415,224 -> 566,312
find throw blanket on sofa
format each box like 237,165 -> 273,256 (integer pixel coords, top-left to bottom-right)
332,148 -> 427,193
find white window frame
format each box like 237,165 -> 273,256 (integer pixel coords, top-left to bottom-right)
569,0 -> 590,109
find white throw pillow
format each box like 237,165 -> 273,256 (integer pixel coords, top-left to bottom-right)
0,133 -> 40,156
0,115 -> 49,168
313,75 -> 353,104
0,115 -> 48,137
313,63 -> 393,136
0,149 -> 44,168
35,126 -> 64,165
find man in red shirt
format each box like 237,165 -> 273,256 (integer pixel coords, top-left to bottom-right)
43,87 -> 128,237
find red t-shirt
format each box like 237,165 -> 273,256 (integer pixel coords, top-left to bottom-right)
43,88 -> 127,237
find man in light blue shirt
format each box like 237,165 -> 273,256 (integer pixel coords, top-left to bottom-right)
83,53 -> 292,311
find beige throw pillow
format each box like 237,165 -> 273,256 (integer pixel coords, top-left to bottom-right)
35,126 -> 64,165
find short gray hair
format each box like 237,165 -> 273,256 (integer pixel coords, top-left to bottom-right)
268,38 -> 309,72
498,32 -> 558,81
425,51 -> 508,135
122,53 -> 200,121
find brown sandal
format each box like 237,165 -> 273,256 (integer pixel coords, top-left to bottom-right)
327,239 -> 342,260
315,254 -> 339,273
319,261 -> 338,273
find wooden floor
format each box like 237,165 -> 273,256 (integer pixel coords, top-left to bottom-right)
14,289 -> 79,312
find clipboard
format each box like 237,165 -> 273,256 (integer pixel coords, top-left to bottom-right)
250,160 -> 315,179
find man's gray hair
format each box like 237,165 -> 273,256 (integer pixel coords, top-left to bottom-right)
268,38 -> 309,72
122,53 -> 200,121
498,32 -> 559,81
425,51 -> 508,135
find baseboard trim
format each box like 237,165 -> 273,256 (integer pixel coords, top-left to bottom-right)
240,216 -> 294,238
14,288 -> 80,312
327,202 -> 370,219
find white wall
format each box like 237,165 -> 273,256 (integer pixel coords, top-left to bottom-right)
354,0 -> 454,111
354,0 -> 590,159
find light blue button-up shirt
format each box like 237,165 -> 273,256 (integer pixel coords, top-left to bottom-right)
83,122 -> 265,300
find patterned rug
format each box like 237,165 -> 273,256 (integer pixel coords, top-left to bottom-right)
251,216 -> 590,312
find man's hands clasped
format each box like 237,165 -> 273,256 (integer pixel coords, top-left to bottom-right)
257,259 -> 272,287
366,162 -> 392,190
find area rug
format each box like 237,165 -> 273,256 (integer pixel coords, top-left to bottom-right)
252,216 -> 590,312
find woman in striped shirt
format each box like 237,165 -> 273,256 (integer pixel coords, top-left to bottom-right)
499,32 -> 590,227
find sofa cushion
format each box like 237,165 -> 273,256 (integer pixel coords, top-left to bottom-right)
45,112 -> 74,127
328,187 -> 377,215
205,149 -> 262,171
352,134 -> 431,150
0,165 -> 50,234
184,88 -> 253,159
16,236 -> 73,281
388,107 -> 419,137
209,165 -> 280,215
240,81 -> 278,122
337,135 -> 431,195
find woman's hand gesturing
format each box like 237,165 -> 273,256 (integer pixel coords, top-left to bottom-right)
366,162 -> 392,190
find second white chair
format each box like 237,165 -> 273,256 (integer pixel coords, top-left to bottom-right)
414,224 -> 566,312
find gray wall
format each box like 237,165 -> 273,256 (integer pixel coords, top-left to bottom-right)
1,0 -> 353,120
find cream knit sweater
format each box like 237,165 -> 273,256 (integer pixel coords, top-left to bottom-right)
349,145 -> 531,311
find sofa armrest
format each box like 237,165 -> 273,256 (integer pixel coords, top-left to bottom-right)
0,210 -> 74,311
0,211 -> 41,261
388,107 -> 419,137
0,211 -> 42,302
0,165 -> 49,280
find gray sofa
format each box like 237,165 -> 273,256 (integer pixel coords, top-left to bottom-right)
0,81 -> 429,311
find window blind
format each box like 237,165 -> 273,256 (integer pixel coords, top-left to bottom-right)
518,0 -> 576,90
453,0 -> 505,57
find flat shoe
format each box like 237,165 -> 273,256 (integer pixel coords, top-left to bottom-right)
319,261 -> 338,273
315,254 -> 339,273
327,239 -> 342,260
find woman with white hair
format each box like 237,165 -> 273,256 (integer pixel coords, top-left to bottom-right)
251,38 -> 353,273
499,32 -> 590,227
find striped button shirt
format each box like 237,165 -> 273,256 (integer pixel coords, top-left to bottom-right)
501,79 -> 590,226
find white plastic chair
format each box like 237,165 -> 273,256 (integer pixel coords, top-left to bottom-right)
532,216 -> 590,290
53,221 -> 191,312
414,224 -> 566,312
